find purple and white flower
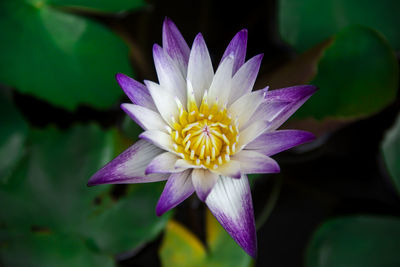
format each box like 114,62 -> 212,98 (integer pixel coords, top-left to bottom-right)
88,18 -> 316,258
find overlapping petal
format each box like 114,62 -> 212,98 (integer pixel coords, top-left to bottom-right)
220,29 -> 248,75
245,130 -> 315,156
116,73 -> 156,111
162,17 -> 190,77
88,140 -> 166,186
187,33 -> 214,106
121,103 -> 167,132
265,85 -> 317,131
192,169 -> 219,201
205,174 -> 257,258
156,170 -> 194,216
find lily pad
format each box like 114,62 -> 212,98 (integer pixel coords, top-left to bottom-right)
0,230 -> 115,267
0,0 -> 132,110
294,26 -> 398,119
0,88 -> 28,183
381,113 -> 400,196
0,125 -> 170,263
49,0 -> 145,12
160,210 -> 252,267
305,216 -> 400,267
279,0 -> 400,52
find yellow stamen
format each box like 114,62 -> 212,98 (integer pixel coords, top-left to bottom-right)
167,90 -> 239,169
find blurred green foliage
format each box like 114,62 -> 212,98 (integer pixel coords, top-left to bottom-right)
0,89 -> 28,183
306,216 -> 400,267
279,0 -> 400,52
0,0 -> 140,110
0,124 -> 170,266
294,25 -> 398,119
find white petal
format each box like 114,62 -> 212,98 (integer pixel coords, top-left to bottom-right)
187,33 -> 214,106
121,103 -> 167,132
233,150 -> 280,174
208,55 -> 234,106
237,120 -> 270,152
145,80 -> 179,126
229,54 -> 263,104
145,152 -> 188,174
156,170 -> 194,216
192,169 -> 219,201
153,44 -> 187,104
205,174 -> 256,257
174,159 -> 202,169
242,100 -> 289,129
211,160 -> 241,178
139,130 -> 175,154
228,88 -> 268,129
88,140 -> 166,185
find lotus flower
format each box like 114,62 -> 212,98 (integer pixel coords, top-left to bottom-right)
88,18 -> 316,257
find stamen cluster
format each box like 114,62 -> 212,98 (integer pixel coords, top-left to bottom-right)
168,90 -> 239,170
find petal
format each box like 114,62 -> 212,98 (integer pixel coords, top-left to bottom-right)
174,159 -> 203,169
229,54 -> 263,104
233,150 -> 280,174
153,44 -> 187,104
237,120 -> 270,152
115,73 -> 157,111
156,170 -> 194,216
245,130 -> 315,156
162,17 -> 190,77
211,160 -> 242,178
192,169 -> 219,201
208,55 -> 234,106
187,33 -> 214,106
220,29 -> 248,75
145,80 -> 179,126
242,99 -> 289,129
88,140 -> 166,186
205,174 -> 256,258
121,103 -> 167,132
145,152 -> 187,174
228,87 -> 268,129
139,130 -> 175,153
265,85 -> 317,130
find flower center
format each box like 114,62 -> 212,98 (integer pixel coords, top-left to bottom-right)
169,90 -> 239,169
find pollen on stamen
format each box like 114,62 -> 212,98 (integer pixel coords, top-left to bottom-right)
225,154 -> 230,162
213,164 -> 218,169
173,144 -> 178,151
206,156 -> 210,165
185,140 -> 191,152
196,158 -> 201,165
218,156 -> 223,165
190,149 -> 195,160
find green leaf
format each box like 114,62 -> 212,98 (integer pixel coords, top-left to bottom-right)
160,211 -> 252,267
84,183 -> 171,255
0,88 -> 28,183
0,1 -> 132,110
279,0 -> 400,52
381,113 -> 400,196
305,216 -> 400,267
48,0 -> 145,12
0,125 -> 170,263
0,230 -> 115,267
295,26 -> 398,119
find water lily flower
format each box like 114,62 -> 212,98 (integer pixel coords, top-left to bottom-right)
88,18 -> 316,258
